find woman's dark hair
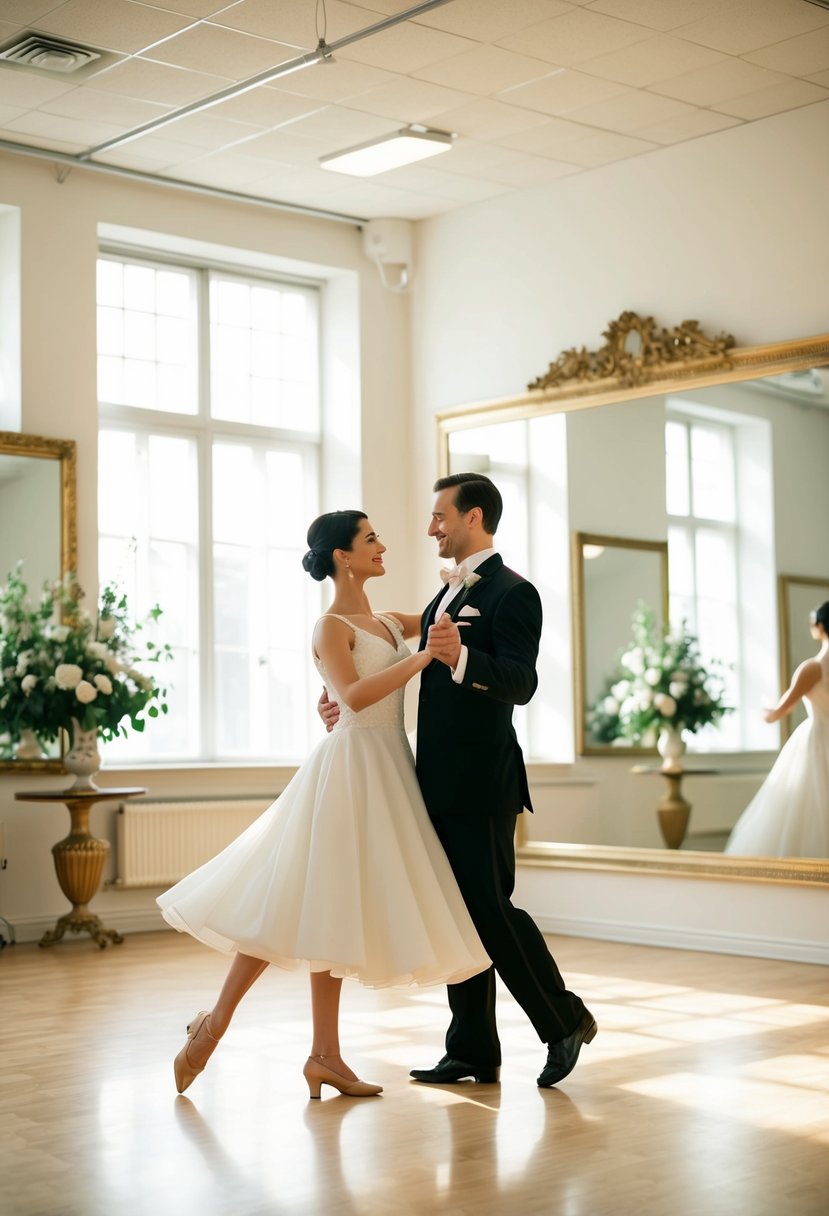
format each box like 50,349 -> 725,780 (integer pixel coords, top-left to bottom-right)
811,601 -> 829,633
301,510 -> 367,582
433,472 -> 503,535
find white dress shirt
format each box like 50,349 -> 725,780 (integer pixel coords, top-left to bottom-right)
433,548 -> 496,684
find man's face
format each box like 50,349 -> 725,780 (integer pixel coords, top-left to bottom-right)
428,487 -> 471,563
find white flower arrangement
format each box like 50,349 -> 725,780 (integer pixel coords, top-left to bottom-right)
463,573 -> 482,590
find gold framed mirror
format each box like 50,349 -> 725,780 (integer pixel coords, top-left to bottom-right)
573,533 -> 669,757
0,431 -> 77,771
436,314 -> 829,887
778,574 -> 829,744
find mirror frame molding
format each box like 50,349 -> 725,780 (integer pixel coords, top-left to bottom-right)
436,314 -> 829,887
572,532 -> 669,757
0,430 -> 77,773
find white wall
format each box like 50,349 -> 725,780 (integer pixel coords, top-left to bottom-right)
411,102 -> 829,963
0,149 -> 413,943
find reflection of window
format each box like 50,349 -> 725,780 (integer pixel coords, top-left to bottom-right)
666,406 -> 774,751
97,251 -> 321,763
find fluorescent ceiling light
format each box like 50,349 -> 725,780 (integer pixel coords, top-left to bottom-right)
319,128 -> 453,177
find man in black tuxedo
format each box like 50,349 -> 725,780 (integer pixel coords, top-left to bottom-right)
409,473 -> 595,1088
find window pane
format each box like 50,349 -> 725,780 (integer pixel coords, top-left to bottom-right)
96,256 -> 198,414
690,422 -> 735,522
665,419 -> 690,516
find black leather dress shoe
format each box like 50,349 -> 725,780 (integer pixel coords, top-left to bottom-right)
410,1055 -> 500,1084
537,1011 -> 597,1088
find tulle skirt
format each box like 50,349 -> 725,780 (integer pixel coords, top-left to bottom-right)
725,714 -> 829,858
157,724 -> 489,987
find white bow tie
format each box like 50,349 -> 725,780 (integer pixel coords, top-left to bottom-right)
440,564 -> 468,588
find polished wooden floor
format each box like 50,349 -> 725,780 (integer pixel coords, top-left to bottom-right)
1,931 -> 827,1216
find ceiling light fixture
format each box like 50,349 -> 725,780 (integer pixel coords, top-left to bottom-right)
320,127 -> 454,176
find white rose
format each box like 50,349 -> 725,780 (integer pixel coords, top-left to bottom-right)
75,681 -> 98,704
105,655 -> 123,675
644,667 -> 661,686
15,650 -> 33,676
637,691 -> 653,710
611,681 -> 629,700
93,674 -> 113,695
97,616 -> 117,639
55,663 -> 83,689
669,682 -> 685,699
21,674 -> 38,695
603,696 -> 619,715
658,694 -> 677,718
86,641 -> 110,660
50,625 -> 70,643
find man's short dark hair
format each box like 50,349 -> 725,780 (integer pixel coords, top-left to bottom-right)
433,472 -> 502,535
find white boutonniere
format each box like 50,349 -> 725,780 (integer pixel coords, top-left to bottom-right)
463,573 -> 481,590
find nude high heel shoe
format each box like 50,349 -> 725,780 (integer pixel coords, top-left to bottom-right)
303,1055 -> 383,1099
174,1011 -> 221,1094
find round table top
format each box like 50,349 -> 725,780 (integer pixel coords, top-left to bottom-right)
15,787 -> 147,803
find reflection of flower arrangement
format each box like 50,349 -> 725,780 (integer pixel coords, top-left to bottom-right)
0,564 -> 171,754
589,604 -> 731,747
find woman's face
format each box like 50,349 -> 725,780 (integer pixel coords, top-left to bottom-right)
343,519 -> 386,581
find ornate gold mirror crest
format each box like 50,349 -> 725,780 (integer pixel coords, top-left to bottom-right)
436,313 -> 829,888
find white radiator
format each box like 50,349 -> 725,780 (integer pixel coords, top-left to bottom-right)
115,798 -> 273,888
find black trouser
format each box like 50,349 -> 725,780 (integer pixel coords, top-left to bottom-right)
432,811 -> 585,1065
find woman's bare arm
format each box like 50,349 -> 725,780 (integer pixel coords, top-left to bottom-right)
764,658 -> 822,723
314,616 -> 429,714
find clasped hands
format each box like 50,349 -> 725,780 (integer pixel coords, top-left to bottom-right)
425,613 -> 466,670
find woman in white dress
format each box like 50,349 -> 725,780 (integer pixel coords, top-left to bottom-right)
726,601 -> 829,858
158,510 -> 489,1098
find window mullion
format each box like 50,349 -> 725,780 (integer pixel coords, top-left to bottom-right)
198,267 -> 216,762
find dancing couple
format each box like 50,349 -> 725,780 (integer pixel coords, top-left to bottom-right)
158,474 -> 595,1098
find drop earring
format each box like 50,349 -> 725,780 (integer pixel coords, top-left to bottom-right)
346,562 -> 354,581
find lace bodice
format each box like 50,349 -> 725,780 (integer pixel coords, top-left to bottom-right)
805,651 -> 829,719
314,614 -> 410,731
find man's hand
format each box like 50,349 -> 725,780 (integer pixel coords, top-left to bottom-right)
427,615 -> 466,670
318,687 -> 340,733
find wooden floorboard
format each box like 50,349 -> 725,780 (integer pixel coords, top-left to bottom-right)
1,931 -> 827,1216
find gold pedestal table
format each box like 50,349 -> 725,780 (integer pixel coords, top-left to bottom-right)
15,786 -> 146,948
631,766 -> 717,849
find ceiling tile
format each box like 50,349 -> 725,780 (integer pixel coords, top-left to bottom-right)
470,152 -> 580,187
341,76 -> 474,122
414,44 -> 557,95
277,104 -> 400,150
36,0 -> 192,55
675,0 -> 829,57
147,23 -> 298,79
368,162 -> 512,202
0,68 -> 75,107
268,60 -> 400,103
0,2 -> 73,24
36,86 -> 171,127
807,69 -> 829,88
497,8 -> 653,67
100,130 -> 216,166
585,1 -> 725,33
567,86 -> 698,136
412,0 -> 574,41
0,103 -> 26,125
551,128 -> 657,166
207,84 -> 322,128
649,58 -> 789,107
578,34 -> 727,88
494,115 -> 603,156
162,148 -> 280,188
226,127 -> 329,165
333,21 -> 475,74
634,107 -> 742,146
0,127 -> 87,153
744,26 -> 829,78
711,78 -> 829,121
374,192 -> 464,219
132,2 -> 230,15
84,57 -> 231,105
95,142 -> 206,171
209,0 -> 389,50
419,136 -> 530,179
426,97 -> 552,141
3,107 -> 123,145
154,110 -> 260,150
500,68 -> 626,116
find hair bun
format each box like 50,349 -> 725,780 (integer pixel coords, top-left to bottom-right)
301,549 -> 327,581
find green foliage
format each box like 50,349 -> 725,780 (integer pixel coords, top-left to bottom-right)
589,603 -> 732,747
0,565 -> 172,756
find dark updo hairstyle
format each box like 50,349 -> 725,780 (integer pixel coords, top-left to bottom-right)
301,510 -> 367,582
811,601 -> 829,634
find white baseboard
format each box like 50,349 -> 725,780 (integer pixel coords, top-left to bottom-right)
6,908 -> 169,946
534,913 -> 829,965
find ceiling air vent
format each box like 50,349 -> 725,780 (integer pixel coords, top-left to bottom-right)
0,32 -> 121,79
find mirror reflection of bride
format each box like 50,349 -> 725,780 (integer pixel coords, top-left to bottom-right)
726,602 -> 829,858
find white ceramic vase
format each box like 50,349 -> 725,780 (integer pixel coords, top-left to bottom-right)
63,718 -> 102,791
657,725 -> 685,771
15,728 -> 46,761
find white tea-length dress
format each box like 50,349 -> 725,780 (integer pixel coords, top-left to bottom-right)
726,650 -> 829,858
157,614 -> 489,987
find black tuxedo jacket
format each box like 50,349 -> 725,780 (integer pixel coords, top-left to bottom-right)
415,554 -> 541,818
